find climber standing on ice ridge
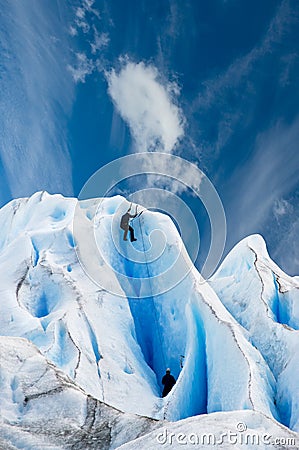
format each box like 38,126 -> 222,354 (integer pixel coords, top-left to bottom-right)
162,368 -> 176,397
120,204 -> 138,242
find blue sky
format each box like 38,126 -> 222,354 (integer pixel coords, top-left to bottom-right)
0,0 -> 298,275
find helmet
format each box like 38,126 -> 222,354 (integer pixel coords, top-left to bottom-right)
166,368 -> 171,373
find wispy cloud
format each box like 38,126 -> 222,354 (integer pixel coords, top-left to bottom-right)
165,1 -> 182,40
225,116 -> 299,273
90,28 -> 109,54
279,52 -> 298,87
192,0 -> 299,275
271,216 -> 299,275
195,0 -> 295,110
68,0 -> 109,84
82,0 -> 101,18
230,117 -> 299,229
192,0 -> 297,156
72,0 -> 100,34
273,198 -> 293,220
189,0 -> 299,275
68,52 -> 94,83
106,60 -> 185,153
69,25 -> 78,37
0,0 -> 74,201
76,7 -> 86,20
70,0 -> 101,37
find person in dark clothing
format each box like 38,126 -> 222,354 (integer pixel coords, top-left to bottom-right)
162,368 -> 176,397
120,207 -> 137,242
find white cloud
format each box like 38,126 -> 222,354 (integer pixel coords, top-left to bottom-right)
71,0 -> 101,37
83,0 -> 94,8
107,61 -> 185,153
68,53 -> 94,83
75,18 -> 90,34
69,25 -> 78,37
83,0 -> 99,17
76,7 -> 86,20
90,30 -> 109,54
125,152 -> 203,195
273,198 -> 293,220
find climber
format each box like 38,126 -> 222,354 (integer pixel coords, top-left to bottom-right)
120,205 -> 138,242
162,368 -> 176,397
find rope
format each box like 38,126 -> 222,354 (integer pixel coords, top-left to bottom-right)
137,213 -> 167,372
136,210 -> 181,420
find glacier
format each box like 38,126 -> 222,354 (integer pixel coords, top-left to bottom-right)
0,191 -> 298,449
210,235 -> 299,431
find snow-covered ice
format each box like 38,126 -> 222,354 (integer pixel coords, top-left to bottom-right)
210,235 -> 299,431
0,192 -> 298,448
117,410 -> 299,450
0,336 -> 160,449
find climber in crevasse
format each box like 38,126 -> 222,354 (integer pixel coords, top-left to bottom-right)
120,205 -> 137,242
162,368 -> 176,397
